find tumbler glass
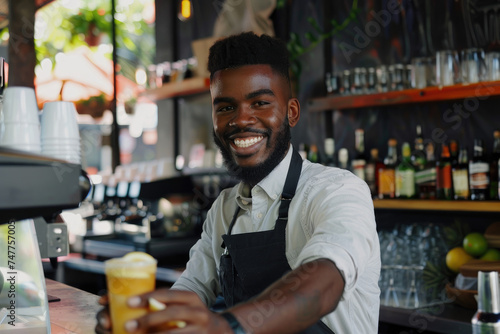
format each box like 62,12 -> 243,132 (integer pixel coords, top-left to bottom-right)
105,252 -> 157,334
436,50 -> 461,87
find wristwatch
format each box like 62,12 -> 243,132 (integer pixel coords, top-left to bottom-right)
219,312 -> 247,334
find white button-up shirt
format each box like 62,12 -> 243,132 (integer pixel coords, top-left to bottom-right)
172,146 -> 381,333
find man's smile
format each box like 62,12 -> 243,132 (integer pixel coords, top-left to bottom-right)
233,136 -> 264,148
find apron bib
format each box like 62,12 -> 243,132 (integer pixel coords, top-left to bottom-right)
218,149 -> 335,334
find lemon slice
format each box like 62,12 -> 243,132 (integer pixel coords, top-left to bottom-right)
148,298 -> 187,329
148,297 -> 166,311
123,251 -> 156,262
167,321 -> 187,328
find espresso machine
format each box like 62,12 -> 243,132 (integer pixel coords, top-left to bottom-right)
0,147 -> 88,333
79,166 -> 237,267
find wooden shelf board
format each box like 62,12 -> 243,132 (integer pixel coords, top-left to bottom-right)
373,199 -> 500,212
138,77 -> 210,102
308,81 -> 500,111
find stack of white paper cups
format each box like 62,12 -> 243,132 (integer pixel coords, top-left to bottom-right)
0,87 -> 42,153
40,101 -> 81,164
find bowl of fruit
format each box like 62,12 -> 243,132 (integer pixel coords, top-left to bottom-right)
444,229 -> 500,309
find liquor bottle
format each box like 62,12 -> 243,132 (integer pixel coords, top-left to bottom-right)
395,142 -> 416,198
352,129 -> 367,180
411,125 -> 426,171
308,144 -> 319,163
338,148 -> 349,170
452,148 -> 470,200
365,148 -> 383,197
415,142 -> 437,199
323,138 -> 336,167
470,139 -> 490,200
491,130 -> 500,200
378,139 -> 398,199
436,143 -> 453,200
450,140 -> 459,167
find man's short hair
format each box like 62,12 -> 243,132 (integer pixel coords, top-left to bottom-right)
207,32 -> 290,83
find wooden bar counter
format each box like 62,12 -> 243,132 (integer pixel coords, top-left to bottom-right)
45,277 -> 475,333
46,278 -> 100,333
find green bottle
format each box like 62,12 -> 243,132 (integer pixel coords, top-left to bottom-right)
308,144 -> 319,163
396,142 -> 416,198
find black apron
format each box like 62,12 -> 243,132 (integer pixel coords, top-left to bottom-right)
218,150 -> 335,334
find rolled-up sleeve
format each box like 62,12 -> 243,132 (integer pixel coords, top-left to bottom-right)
295,171 -> 378,299
171,200 -> 222,306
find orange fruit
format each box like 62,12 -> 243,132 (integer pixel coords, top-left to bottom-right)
480,248 -> 500,261
463,232 -> 489,257
446,247 -> 474,273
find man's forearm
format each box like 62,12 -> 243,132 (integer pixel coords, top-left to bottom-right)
227,258 -> 345,334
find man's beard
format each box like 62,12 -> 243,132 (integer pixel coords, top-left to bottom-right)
213,120 -> 291,186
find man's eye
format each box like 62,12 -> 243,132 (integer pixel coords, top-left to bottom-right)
217,106 -> 234,112
254,101 -> 269,107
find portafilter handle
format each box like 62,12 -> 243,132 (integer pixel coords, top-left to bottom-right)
79,169 -> 92,201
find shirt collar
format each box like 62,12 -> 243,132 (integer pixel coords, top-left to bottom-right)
235,145 -> 294,209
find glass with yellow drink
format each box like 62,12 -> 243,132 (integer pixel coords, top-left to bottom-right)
105,252 -> 157,334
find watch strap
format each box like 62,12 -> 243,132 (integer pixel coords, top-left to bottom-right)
220,312 -> 247,334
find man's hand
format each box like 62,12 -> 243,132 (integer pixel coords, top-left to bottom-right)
95,289 -> 234,333
95,294 -> 111,334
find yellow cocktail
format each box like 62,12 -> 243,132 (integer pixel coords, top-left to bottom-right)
105,252 -> 157,334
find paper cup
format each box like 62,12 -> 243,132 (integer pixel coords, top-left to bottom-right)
41,101 -> 80,141
1,87 -> 40,124
0,122 -> 41,147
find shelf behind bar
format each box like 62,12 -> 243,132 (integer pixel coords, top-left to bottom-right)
373,199 -> 500,212
308,80 -> 500,111
138,77 -> 210,102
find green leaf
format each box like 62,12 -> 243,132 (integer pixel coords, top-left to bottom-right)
291,43 -> 305,56
307,17 -> 323,34
305,32 -> 317,43
289,32 -> 301,44
276,0 -> 286,9
349,9 -> 358,20
291,61 -> 302,78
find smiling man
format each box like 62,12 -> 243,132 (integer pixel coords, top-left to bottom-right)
96,32 -> 380,334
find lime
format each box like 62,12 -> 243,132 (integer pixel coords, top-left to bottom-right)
446,247 -> 474,273
463,232 -> 489,257
480,248 -> 500,261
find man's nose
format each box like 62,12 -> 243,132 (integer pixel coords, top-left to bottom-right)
229,107 -> 256,127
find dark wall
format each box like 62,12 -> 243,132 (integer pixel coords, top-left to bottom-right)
155,0 -> 500,168
291,0 -> 500,163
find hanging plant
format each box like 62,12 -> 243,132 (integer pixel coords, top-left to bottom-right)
67,7 -> 112,46
74,94 -> 112,118
277,0 -> 360,81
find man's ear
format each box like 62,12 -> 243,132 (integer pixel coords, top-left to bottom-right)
287,98 -> 300,128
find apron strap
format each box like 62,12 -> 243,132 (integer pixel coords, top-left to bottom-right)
221,207 -> 241,249
221,147 -> 303,247
278,149 -> 303,221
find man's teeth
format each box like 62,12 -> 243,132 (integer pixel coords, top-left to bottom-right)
234,136 -> 263,148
